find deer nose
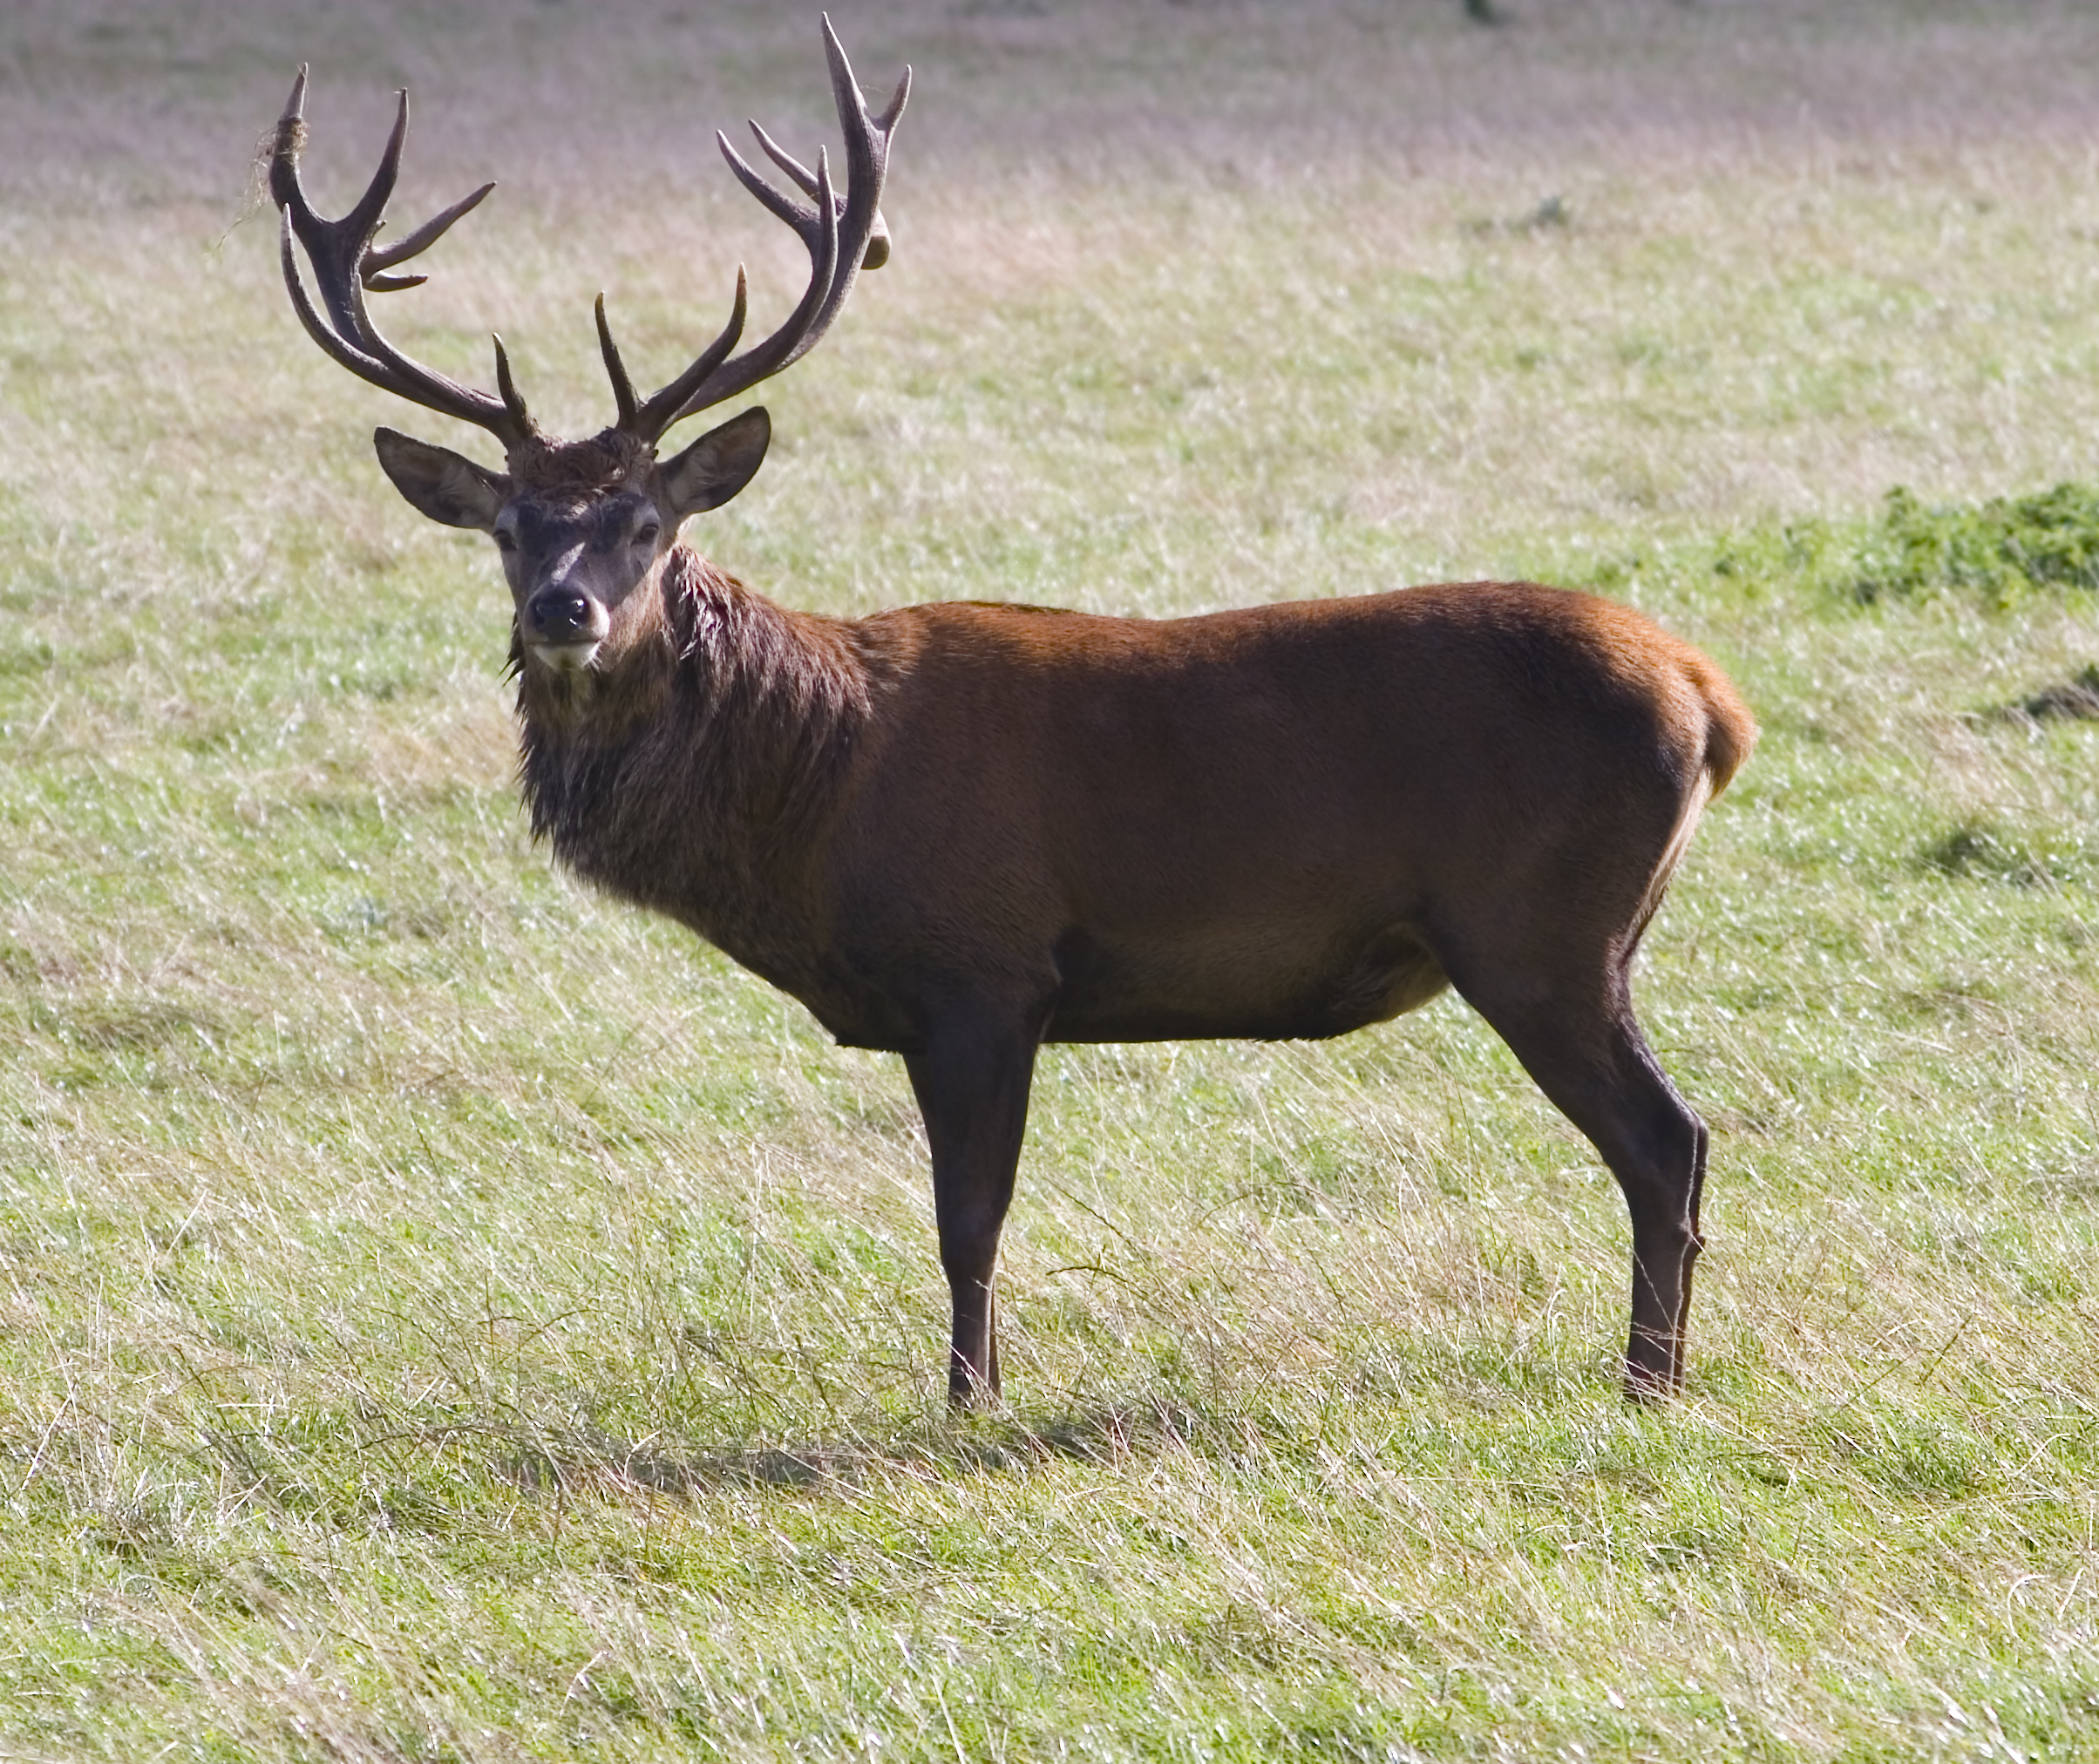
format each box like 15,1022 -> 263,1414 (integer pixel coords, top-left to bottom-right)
528,588 -> 593,641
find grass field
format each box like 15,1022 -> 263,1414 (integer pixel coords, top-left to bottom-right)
3,1 -> 2098,1757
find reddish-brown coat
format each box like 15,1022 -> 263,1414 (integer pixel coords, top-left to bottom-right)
514,553 -> 1755,1403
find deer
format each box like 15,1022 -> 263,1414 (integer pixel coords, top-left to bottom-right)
268,19 -> 1756,1408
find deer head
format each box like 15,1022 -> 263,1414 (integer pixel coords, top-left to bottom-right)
270,17 -> 908,677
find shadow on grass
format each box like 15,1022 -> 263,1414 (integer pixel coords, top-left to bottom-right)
465,1397 -> 1219,1500
1997,662 -> 2099,723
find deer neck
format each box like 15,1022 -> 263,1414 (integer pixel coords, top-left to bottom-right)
513,546 -> 867,950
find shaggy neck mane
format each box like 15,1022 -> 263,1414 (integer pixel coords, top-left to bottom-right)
515,546 -> 868,933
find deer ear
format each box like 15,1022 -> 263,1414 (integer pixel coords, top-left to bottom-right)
373,427 -> 508,531
659,408 -> 771,519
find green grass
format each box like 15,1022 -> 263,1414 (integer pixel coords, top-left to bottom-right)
3,2 -> 2099,1757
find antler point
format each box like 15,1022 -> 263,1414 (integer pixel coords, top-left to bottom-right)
269,70 -> 532,450
881,67 -> 913,130
277,30 -> 886,454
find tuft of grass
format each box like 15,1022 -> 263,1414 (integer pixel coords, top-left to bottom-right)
1855,481 -> 2099,604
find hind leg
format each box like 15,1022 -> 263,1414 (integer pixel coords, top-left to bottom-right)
1674,1116 -> 1709,1364
1445,956 -> 1707,1400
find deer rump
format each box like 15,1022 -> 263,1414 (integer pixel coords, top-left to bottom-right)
607,579 -> 1749,1061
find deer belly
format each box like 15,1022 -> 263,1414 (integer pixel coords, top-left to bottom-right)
1043,922 -> 1449,1043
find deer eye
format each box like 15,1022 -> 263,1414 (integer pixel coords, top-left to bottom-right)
492,529 -> 518,553
634,521 -> 661,548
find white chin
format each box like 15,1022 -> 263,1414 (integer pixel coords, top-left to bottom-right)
531,641 -> 601,674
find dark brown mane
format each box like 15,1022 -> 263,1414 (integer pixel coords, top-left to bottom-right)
667,552 -> 870,852
515,547 -> 867,947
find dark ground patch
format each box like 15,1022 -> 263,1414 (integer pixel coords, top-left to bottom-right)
2015,665 -> 2099,722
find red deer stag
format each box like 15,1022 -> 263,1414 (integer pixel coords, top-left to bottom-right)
268,21 -> 1755,1405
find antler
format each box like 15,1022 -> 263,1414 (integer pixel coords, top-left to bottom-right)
271,67 -> 537,451
273,15 -> 907,457
600,14 -> 911,446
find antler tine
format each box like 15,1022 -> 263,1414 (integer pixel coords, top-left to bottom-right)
669,145 -> 844,420
615,17 -> 906,440
859,64 -> 910,268
363,180 -> 495,290
717,131 -> 832,259
270,67 -> 316,221
594,295 -> 641,431
616,270 -> 751,444
270,69 -> 535,451
747,118 -> 891,269
873,64 -> 911,134
491,335 -> 532,434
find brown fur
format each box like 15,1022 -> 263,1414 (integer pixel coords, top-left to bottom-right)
519,549 -> 869,974
506,559 -> 1756,1404
506,430 -> 654,495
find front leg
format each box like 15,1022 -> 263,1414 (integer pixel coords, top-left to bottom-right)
903,1008 -> 1043,1407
